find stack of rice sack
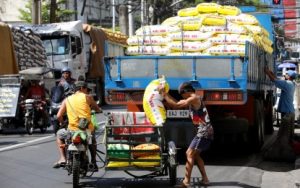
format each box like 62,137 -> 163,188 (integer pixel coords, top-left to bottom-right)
126,2 -> 273,56
106,111 -> 162,168
126,25 -> 180,55
106,143 -> 161,168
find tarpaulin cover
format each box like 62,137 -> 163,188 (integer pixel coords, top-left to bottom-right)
83,24 -> 107,79
0,22 -> 18,75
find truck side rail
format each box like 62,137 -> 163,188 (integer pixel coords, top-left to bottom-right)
104,43 -> 273,105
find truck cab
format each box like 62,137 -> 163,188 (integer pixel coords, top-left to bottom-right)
31,21 -> 87,81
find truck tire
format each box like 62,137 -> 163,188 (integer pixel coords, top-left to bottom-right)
96,80 -> 104,106
249,99 -> 265,152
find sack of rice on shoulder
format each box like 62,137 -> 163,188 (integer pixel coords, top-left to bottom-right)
143,76 -> 169,126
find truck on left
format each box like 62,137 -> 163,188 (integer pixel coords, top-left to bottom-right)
0,22 -> 52,133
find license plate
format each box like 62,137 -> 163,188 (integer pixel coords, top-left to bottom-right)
167,110 -> 189,118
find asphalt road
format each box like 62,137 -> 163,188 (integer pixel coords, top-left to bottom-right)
0,106 -> 299,188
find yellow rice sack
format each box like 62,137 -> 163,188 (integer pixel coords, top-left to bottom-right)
127,36 -> 170,46
126,46 -> 170,56
209,34 -> 255,45
243,25 -> 269,37
107,161 -> 131,167
226,14 -> 258,25
196,3 -> 220,13
132,154 -> 161,167
218,5 -> 241,16
143,77 -> 169,126
168,31 -> 214,41
262,36 -> 273,46
204,44 -> 246,56
179,18 -> 203,31
178,7 -> 199,17
202,15 -> 226,26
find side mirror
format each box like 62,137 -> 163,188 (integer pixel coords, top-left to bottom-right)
75,37 -> 82,54
70,36 -> 82,58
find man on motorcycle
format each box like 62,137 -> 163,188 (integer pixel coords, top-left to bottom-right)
24,79 -> 49,124
25,79 -> 47,101
53,81 -> 102,171
58,67 -> 76,94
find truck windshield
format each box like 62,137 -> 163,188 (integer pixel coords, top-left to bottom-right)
42,36 -> 69,56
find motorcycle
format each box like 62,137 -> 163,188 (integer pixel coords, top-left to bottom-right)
21,98 -> 48,135
50,86 -> 73,134
63,129 -> 96,188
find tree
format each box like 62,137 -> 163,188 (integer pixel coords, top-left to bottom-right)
19,0 -> 75,23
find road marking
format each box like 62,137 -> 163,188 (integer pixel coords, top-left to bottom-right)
0,135 -> 54,152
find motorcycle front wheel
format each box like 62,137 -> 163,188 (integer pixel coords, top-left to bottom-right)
25,117 -> 34,135
39,118 -> 47,133
72,153 -> 80,188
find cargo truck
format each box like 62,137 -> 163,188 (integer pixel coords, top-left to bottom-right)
103,7 -> 275,151
28,20 -> 127,104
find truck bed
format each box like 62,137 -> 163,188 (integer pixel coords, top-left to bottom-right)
104,42 -> 274,105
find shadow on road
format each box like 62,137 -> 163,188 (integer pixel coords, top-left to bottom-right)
80,177 -> 259,188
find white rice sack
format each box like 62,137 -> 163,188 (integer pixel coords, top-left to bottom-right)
127,36 -> 171,46
161,16 -> 191,26
168,52 -> 204,56
169,41 -> 212,52
200,22 -> 247,34
126,46 -> 170,55
168,31 -> 214,41
135,25 -> 180,36
204,44 -> 245,56
209,34 -> 255,45
226,14 -> 258,25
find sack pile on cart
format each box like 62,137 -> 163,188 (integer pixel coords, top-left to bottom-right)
126,2 -> 273,56
105,112 -> 163,168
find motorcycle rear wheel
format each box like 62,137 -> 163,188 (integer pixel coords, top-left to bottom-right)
72,153 -> 80,188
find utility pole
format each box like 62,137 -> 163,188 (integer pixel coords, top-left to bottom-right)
119,4 -> 128,35
32,0 -> 42,24
112,0 -> 116,32
128,0 -> 134,36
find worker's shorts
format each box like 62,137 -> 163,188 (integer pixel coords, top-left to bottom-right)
57,129 -> 96,144
189,136 -> 211,152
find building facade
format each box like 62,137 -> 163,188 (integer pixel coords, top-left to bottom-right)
0,0 -> 28,23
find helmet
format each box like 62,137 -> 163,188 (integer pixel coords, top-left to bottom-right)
286,70 -> 297,80
61,67 -> 71,74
